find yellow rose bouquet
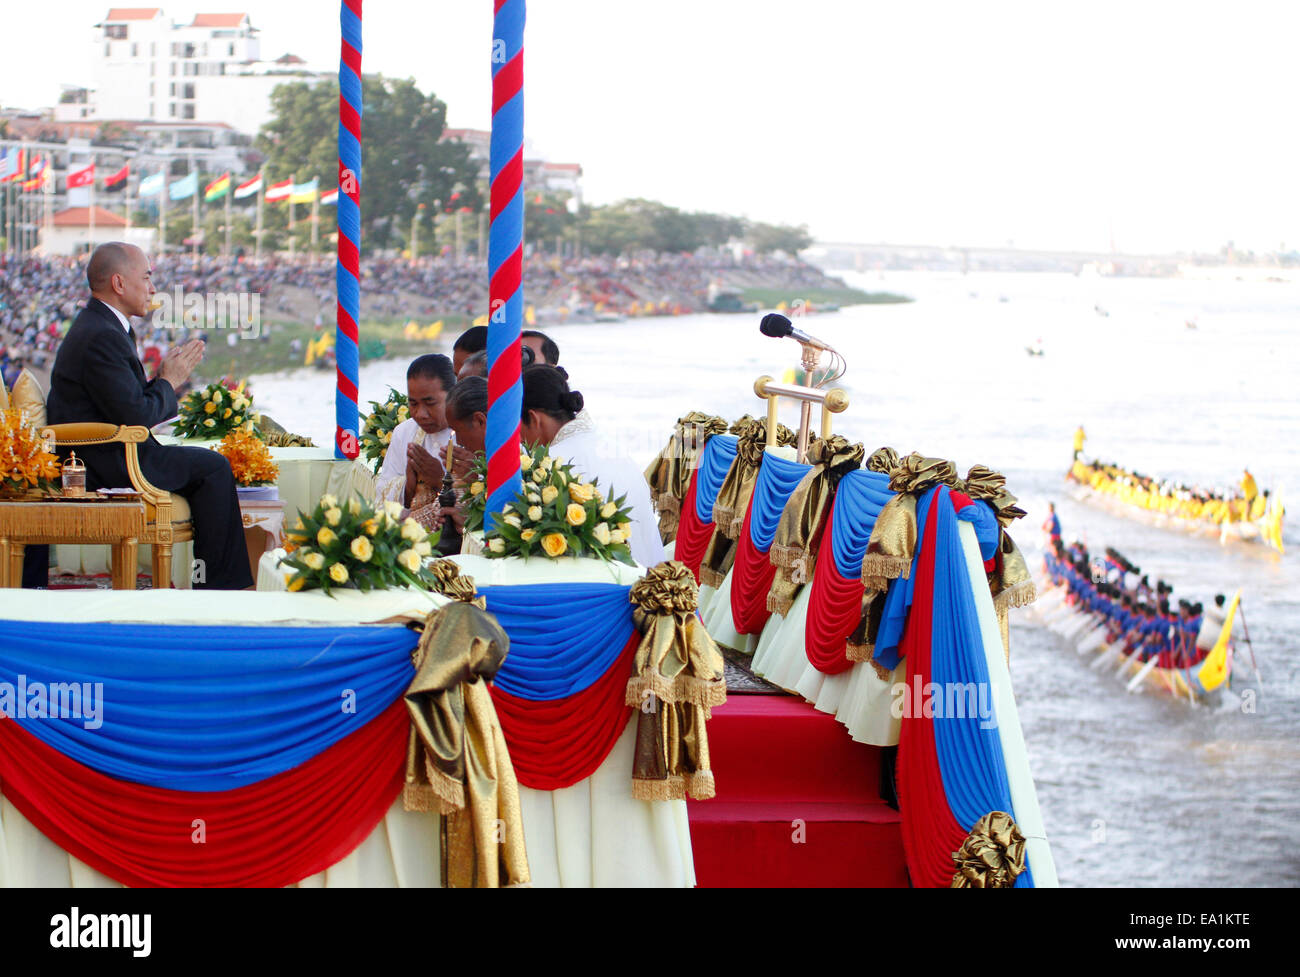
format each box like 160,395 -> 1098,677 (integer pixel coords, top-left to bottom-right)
0,408 -> 62,496
175,378 -> 259,440
360,388 -> 409,474
482,445 -> 635,565
280,492 -> 442,594
217,428 -> 279,486
460,451 -> 490,532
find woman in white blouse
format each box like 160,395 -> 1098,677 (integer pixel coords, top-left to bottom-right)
520,366 -> 665,568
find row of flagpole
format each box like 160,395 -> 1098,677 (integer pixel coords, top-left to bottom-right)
0,143 -> 339,259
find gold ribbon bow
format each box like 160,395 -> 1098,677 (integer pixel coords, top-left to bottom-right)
625,562 -> 727,801
403,601 -> 530,888
767,436 -> 865,615
701,416 -> 795,587
644,411 -> 729,544
951,811 -> 1027,888
962,464 -> 1028,528
426,558 -> 486,609
864,445 -> 900,474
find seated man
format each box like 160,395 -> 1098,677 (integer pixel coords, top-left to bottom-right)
375,354 -> 456,527
45,242 -> 253,590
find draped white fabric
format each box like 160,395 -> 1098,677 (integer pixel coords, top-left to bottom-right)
1,552 -> 696,888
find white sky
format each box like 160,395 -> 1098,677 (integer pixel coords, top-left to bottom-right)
3,1 -> 1298,253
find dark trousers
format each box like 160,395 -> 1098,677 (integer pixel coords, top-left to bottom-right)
21,544 -> 49,588
169,446 -> 254,591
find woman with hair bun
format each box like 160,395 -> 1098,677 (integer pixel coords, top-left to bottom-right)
520,365 -> 664,567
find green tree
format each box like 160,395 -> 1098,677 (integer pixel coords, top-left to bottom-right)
256,76 -> 483,251
746,221 -> 813,255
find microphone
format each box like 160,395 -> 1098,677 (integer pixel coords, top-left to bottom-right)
758,312 -> 833,351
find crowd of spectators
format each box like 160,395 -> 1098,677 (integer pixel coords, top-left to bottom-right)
1,249 -> 844,386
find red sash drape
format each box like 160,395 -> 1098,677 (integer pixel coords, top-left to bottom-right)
803,511 -> 860,674
0,700 -> 407,888
489,634 -> 638,791
895,493 -> 969,888
730,503 -> 779,635
672,471 -> 714,583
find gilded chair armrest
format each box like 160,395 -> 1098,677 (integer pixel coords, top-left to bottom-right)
41,424 -> 166,504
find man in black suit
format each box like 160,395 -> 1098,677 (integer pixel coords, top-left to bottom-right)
44,242 -> 253,590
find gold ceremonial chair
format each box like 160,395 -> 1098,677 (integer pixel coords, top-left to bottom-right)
41,423 -> 194,588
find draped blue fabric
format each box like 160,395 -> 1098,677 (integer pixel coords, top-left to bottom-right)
955,497 -> 1000,560
0,621 -> 416,791
693,434 -> 738,523
830,469 -> 895,578
925,486 -> 1031,887
479,583 -> 635,700
871,485 -> 937,673
748,453 -> 812,552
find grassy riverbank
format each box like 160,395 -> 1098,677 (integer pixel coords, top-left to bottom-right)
740,286 -> 911,307
194,314 -> 469,383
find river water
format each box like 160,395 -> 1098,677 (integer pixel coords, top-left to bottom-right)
251,269 -> 1300,887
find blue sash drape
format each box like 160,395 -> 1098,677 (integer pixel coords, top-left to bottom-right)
924,486 -> 1031,887
829,469 -> 894,578
0,621 -> 416,791
480,583 -> 635,700
694,434 -> 738,523
748,453 -> 812,552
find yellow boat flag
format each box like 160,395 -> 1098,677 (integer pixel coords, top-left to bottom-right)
1197,589 -> 1241,693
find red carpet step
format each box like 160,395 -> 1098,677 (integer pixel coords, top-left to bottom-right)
688,693 -> 907,887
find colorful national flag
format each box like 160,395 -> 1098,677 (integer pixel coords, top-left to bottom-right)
289,178 -> 318,204
204,172 -> 231,202
137,171 -> 164,197
103,163 -> 130,188
169,172 -> 198,201
233,173 -> 262,199
0,149 -> 26,183
265,178 -> 292,202
22,156 -> 47,191
0,150 -> 16,181
67,163 -> 95,189
320,187 -> 338,205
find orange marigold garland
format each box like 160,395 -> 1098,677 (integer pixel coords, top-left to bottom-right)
217,429 -> 279,487
1,408 -> 61,495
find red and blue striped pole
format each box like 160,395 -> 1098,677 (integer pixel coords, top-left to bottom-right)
334,0 -> 363,459
484,0 -> 525,531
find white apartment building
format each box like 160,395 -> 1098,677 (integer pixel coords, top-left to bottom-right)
62,8 -> 325,137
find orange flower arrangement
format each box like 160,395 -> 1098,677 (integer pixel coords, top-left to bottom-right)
0,408 -> 61,495
217,428 -> 279,487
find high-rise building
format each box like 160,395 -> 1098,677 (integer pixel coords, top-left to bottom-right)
59,8 -> 326,136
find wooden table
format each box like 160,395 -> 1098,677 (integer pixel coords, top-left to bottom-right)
0,497 -> 146,590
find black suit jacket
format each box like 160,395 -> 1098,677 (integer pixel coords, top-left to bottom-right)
46,298 -> 185,490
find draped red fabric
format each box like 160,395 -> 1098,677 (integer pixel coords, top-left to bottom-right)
895,492 -> 970,888
489,633 -> 638,791
672,471 -> 714,583
730,503 -> 778,635
0,700 -> 408,888
803,509 -> 860,675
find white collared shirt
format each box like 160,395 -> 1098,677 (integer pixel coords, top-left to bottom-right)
375,417 -> 454,505
101,300 -> 133,335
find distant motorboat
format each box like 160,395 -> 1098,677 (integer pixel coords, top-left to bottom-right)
1094,304 -> 1110,317
1026,336 -> 1046,357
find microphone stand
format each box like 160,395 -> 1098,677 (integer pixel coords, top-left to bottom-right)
796,342 -> 822,462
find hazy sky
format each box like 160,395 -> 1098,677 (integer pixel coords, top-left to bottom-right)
3,1 -> 1297,253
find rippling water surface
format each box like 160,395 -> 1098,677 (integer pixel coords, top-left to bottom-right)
253,269 -> 1300,887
